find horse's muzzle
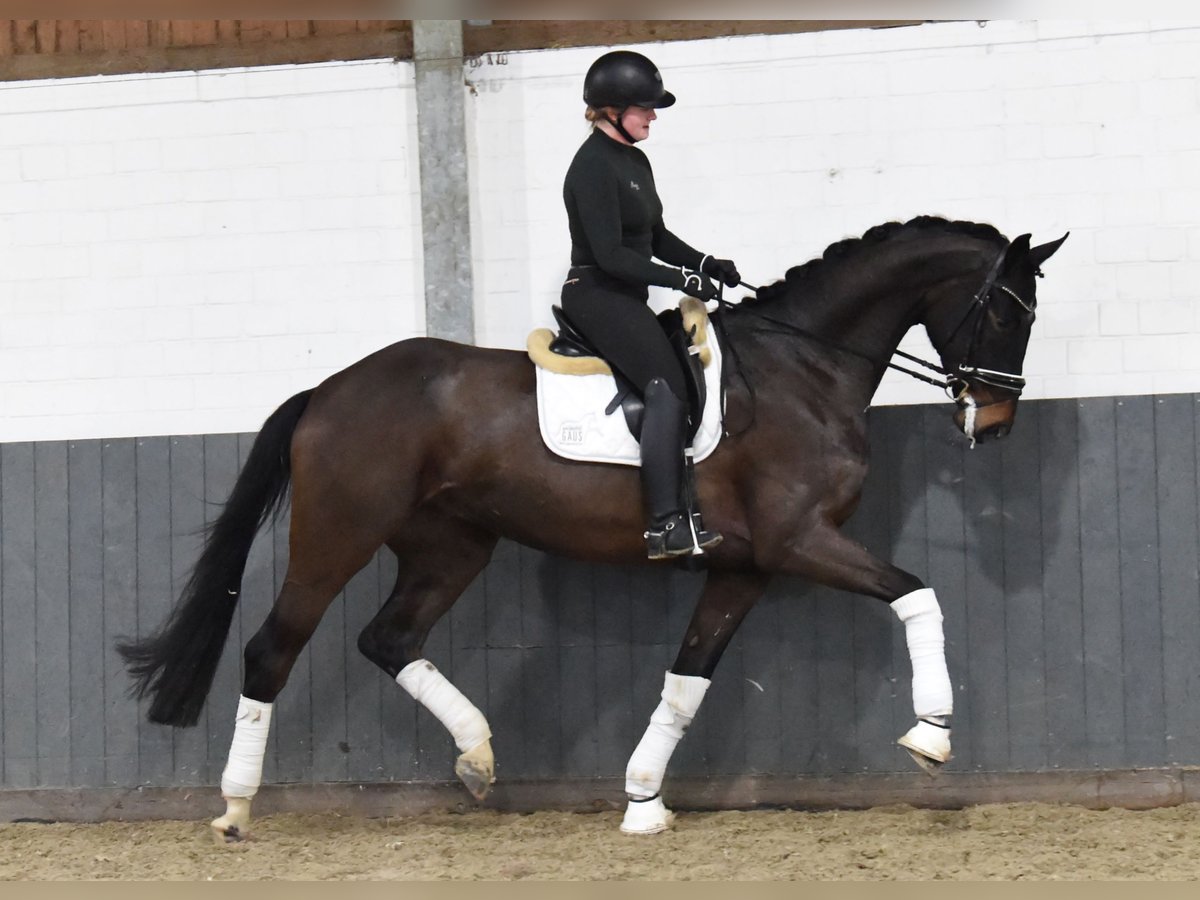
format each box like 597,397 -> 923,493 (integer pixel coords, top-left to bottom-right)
953,395 -> 1018,444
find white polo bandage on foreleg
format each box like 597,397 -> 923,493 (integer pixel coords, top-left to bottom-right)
891,588 -> 953,718
625,671 -> 711,799
396,659 -> 491,753
221,695 -> 273,798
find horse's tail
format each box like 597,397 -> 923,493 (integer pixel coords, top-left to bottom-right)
116,389 -> 314,727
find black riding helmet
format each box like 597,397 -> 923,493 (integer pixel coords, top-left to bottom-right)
584,51 -> 674,143
584,50 -> 676,110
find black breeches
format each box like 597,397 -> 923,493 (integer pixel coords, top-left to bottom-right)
560,271 -> 688,402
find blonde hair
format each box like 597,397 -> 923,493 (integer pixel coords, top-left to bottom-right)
585,106 -> 618,125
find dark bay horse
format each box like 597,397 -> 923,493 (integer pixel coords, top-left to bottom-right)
119,216 -> 1067,839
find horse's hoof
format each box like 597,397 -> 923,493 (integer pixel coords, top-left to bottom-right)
455,740 -> 495,801
210,797 -> 252,846
620,795 -> 675,835
902,746 -> 946,776
211,823 -> 247,845
897,720 -> 951,776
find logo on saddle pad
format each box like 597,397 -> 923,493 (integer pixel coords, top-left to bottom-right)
559,423 -> 585,445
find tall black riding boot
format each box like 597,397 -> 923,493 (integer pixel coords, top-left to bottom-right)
640,378 -> 722,559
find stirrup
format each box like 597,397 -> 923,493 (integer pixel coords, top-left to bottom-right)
690,511 -> 722,553
645,513 -> 721,560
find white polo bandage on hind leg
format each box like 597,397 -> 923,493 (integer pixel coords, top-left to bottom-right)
891,588 -> 953,718
221,695 -> 273,798
396,659 -> 491,753
625,671 -> 711,799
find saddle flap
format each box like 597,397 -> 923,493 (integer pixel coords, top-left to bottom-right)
526,298 -> 718,444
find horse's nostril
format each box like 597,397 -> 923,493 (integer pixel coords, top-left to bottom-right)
979,423 -> 1011,443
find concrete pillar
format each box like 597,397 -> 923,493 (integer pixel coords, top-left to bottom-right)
413,20 -> 474,344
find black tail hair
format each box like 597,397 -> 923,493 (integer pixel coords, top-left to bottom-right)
116,389 -> 314,727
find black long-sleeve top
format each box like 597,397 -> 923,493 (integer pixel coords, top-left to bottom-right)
563,128 -> 703,290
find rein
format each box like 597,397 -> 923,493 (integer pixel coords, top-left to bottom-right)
723,249 -> 1036,402
721,282 -> 957,395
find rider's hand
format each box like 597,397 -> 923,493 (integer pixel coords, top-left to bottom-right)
679,269 -> 718,302
702,256 -> 741,288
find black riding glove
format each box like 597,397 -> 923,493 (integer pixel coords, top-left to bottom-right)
702,255 -> 741,288
678,269 -> 718,302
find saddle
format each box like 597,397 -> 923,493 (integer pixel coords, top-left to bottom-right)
526,297 -> 714,444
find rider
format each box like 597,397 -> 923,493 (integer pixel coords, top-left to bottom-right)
560,50 -> 741,559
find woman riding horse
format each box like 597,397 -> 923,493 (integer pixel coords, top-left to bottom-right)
561,50 -> 741,559
118,203 -> 1067,839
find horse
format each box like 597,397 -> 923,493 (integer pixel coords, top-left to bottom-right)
118,216 -> 1067,840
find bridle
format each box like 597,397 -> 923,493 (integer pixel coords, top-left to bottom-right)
934,247 -> 1040,402
713,242 -> 1040,441
728,244 -> 1038,396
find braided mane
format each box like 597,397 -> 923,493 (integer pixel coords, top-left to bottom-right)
749,216 -> 1008,306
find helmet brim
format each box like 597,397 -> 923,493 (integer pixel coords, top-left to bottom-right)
627,91 -> 675,110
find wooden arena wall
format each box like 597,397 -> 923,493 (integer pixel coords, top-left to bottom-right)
2,394 -> 1197,796
0,20 -> 915,82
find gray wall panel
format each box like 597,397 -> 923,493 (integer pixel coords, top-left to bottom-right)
521,646 -> 561,778
594,643 -> 634,777
169,435 -> 206,785
485,646 -> 524,780
1001,404 -> 1048,771
307,578 -> 348,785
1038,400 -> 1088,770
741,592 -> 783,775
962,439 -> 1009,771
1116,396 -> 1166,766
814,591 -> 857,774
1155,395 -> 1200,764
344,557 -> 384,782
852,599 -> 898,772
4,393 -> 1200,794
558,642 -> 598,777
68,441 -> 105,786
100,439 -> 138,787
2,443 -> 37,787
775,583 -> 819,776
135,437 -> 175,785
35,442 -> 71,786
1077,399 -> 1125,768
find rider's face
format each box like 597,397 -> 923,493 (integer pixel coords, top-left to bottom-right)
620,105 -> 657,141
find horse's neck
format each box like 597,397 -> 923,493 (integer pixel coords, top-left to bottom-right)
780,239 -> 991,382
725,238 -> 994,413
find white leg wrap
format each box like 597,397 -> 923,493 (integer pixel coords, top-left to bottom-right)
891,588 -> 953,718
624,671 -> 711,799
220,695 -> 273,798
396,659 -> 490,753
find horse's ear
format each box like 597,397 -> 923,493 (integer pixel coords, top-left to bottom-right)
1001,234 -> 1031,272
1030,232 -> 1069,268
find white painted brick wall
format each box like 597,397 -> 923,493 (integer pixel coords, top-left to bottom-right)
0,59 -> 423,442
3,20 -> 1200,443
467,20 -> 1200,408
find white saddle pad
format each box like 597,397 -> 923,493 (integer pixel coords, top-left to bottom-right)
535,334 -> 724,467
